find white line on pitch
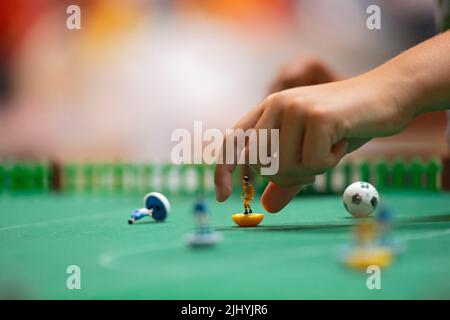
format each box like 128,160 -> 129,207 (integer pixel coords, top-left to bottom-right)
0,211 -> 114,232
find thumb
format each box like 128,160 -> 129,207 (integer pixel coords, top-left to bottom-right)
261,182 -> 305,213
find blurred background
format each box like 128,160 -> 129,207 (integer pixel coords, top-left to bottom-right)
0,0 -> 447,163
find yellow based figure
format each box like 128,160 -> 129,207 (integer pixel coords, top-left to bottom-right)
355,219 -> 377,246
232,176 -> 264,227
343,219 -> 393,270
241,176 -> 254,214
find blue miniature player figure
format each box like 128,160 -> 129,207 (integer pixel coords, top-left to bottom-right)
128,208 -> 151,224
128,192 -> 170,224
193,198 -> 212,234
376,206 -> 404,254
377,206 -> 405,254
376,206 -> 393,246
186,197 -> 222,247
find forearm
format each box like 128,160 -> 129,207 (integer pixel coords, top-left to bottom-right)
374,30 -> 450,116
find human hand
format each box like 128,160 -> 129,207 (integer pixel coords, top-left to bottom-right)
216,71 -> 416,212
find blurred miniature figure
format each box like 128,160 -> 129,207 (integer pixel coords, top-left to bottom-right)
354,218 -> 378,248
193,197 -> 212,234
186,197 -> 222,247
128,208 -> 151,224
376,206 -> 393,247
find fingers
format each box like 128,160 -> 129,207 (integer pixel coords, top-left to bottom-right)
331,139 -> 349,161
250,97 -> 282,169
215,104 -> 264,202
261,179 -> 313,213
214,164 -> 235,202
302,112 -> 348,172
269,57 -> 341,93
302,119 -> 332,170
279,104 -> 304,170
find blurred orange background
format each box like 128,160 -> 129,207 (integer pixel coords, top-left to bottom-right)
0,0 -> 447,163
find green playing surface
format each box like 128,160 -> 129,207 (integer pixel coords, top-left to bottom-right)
1,191 -> 450,299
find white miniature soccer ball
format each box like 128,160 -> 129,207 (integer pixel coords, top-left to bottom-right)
343,181 -> 379,218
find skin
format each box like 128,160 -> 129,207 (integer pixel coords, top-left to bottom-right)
215,30 -> 450,213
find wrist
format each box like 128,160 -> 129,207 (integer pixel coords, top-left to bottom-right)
369,63 -> 422,119
371,31 -> 450,116
342,67 -> 420,138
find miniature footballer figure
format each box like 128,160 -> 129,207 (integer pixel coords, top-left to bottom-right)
193,197 -> 212,234
128,192 -> 170,224
231,175 -> 264,227
186,197 -> 222,247
241,176 -> 254,214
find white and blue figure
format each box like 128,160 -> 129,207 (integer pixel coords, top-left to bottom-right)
376,206 -> 404,254
128,208 -> 151,224
193,199 -> 212,233
186,198 -> 222,247
128,192 -> 170,224
376,206 -> 392,245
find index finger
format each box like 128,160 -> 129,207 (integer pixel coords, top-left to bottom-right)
214,104 -> 264,202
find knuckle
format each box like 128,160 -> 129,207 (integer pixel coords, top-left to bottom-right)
286,98 -> 308,118
265,93 -> 286,111
306,106 -> 328,124
338,117 -> 351,138
285,100 -> 300,116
